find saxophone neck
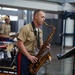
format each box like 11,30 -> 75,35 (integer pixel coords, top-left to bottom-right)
43,22 -> 56,31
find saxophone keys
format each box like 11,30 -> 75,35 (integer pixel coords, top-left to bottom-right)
47,52 -> 51,61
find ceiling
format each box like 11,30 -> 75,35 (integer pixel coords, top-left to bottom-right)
30,0 -> 75,6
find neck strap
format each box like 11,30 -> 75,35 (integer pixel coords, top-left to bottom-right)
31,22 -> 37,36
31,22 -> 40,47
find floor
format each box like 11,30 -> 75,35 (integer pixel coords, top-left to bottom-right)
0,44 -> 74,75
37,44 -> 74,75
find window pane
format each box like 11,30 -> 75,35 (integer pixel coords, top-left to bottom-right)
10,16 -> 18,21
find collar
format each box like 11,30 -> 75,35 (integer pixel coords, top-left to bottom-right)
31,22 -> 42,33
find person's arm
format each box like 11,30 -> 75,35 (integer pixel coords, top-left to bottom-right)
0,33 -> 13,39
17,39 -> 38,63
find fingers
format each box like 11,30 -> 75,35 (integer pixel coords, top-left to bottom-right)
31,56 -> 38,63
46,43 -> 51,49
48,43 -> 51,46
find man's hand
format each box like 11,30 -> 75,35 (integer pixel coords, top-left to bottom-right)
28,55 -> 38,63
9,36 -> 14,40
46,43 -> 51,50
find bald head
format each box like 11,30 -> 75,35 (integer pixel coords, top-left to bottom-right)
33,9 -> 46,27
33,9 -> 45,16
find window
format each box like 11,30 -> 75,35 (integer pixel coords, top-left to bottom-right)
10,16 -> 18,21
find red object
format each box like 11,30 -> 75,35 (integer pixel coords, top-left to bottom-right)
0,45 -> 7,49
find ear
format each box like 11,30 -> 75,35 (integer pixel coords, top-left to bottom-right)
34,14 -> 38,19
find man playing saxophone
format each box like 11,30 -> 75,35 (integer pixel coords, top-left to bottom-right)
16,9 -> 50,75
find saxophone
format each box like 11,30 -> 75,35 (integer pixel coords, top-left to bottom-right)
29,22 -> 56,74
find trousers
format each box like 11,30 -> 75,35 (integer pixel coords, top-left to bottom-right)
16,52 -> 36,75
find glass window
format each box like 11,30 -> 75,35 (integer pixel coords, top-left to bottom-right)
0,14 -> 1,19
10,16 -> 18,21
24,10 -> 27,20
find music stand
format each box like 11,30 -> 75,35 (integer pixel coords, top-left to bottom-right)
57,47 -> 75,75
